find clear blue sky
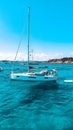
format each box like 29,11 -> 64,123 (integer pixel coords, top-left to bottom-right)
0,0 -> 73,60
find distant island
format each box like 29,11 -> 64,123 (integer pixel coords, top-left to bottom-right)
47,57 -> 73,64
0,57 -> 73,64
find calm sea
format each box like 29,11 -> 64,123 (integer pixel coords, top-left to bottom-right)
0,61 -> 73,130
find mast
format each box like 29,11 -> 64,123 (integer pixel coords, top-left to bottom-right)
28,7 -> 30,73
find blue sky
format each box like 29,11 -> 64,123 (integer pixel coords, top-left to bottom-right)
0,0 -> 73,60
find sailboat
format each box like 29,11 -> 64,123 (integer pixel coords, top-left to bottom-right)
10,7 -> 58,82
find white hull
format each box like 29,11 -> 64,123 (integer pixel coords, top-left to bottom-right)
64,80 -> 73,83
11,72 -> 57,82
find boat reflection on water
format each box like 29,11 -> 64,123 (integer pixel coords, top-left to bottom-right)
10,79 -> 58,90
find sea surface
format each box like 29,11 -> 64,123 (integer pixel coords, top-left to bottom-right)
0,61 -> 73,130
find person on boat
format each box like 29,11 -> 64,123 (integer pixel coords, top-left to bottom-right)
49,68 -> 57,76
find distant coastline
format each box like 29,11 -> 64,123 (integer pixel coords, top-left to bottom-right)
0,57 -> 73,64
47,57 -> 73,64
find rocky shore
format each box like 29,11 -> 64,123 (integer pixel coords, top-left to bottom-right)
47,57 -> 73,64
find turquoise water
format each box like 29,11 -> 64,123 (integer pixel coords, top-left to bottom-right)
0,61 -> 73,130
